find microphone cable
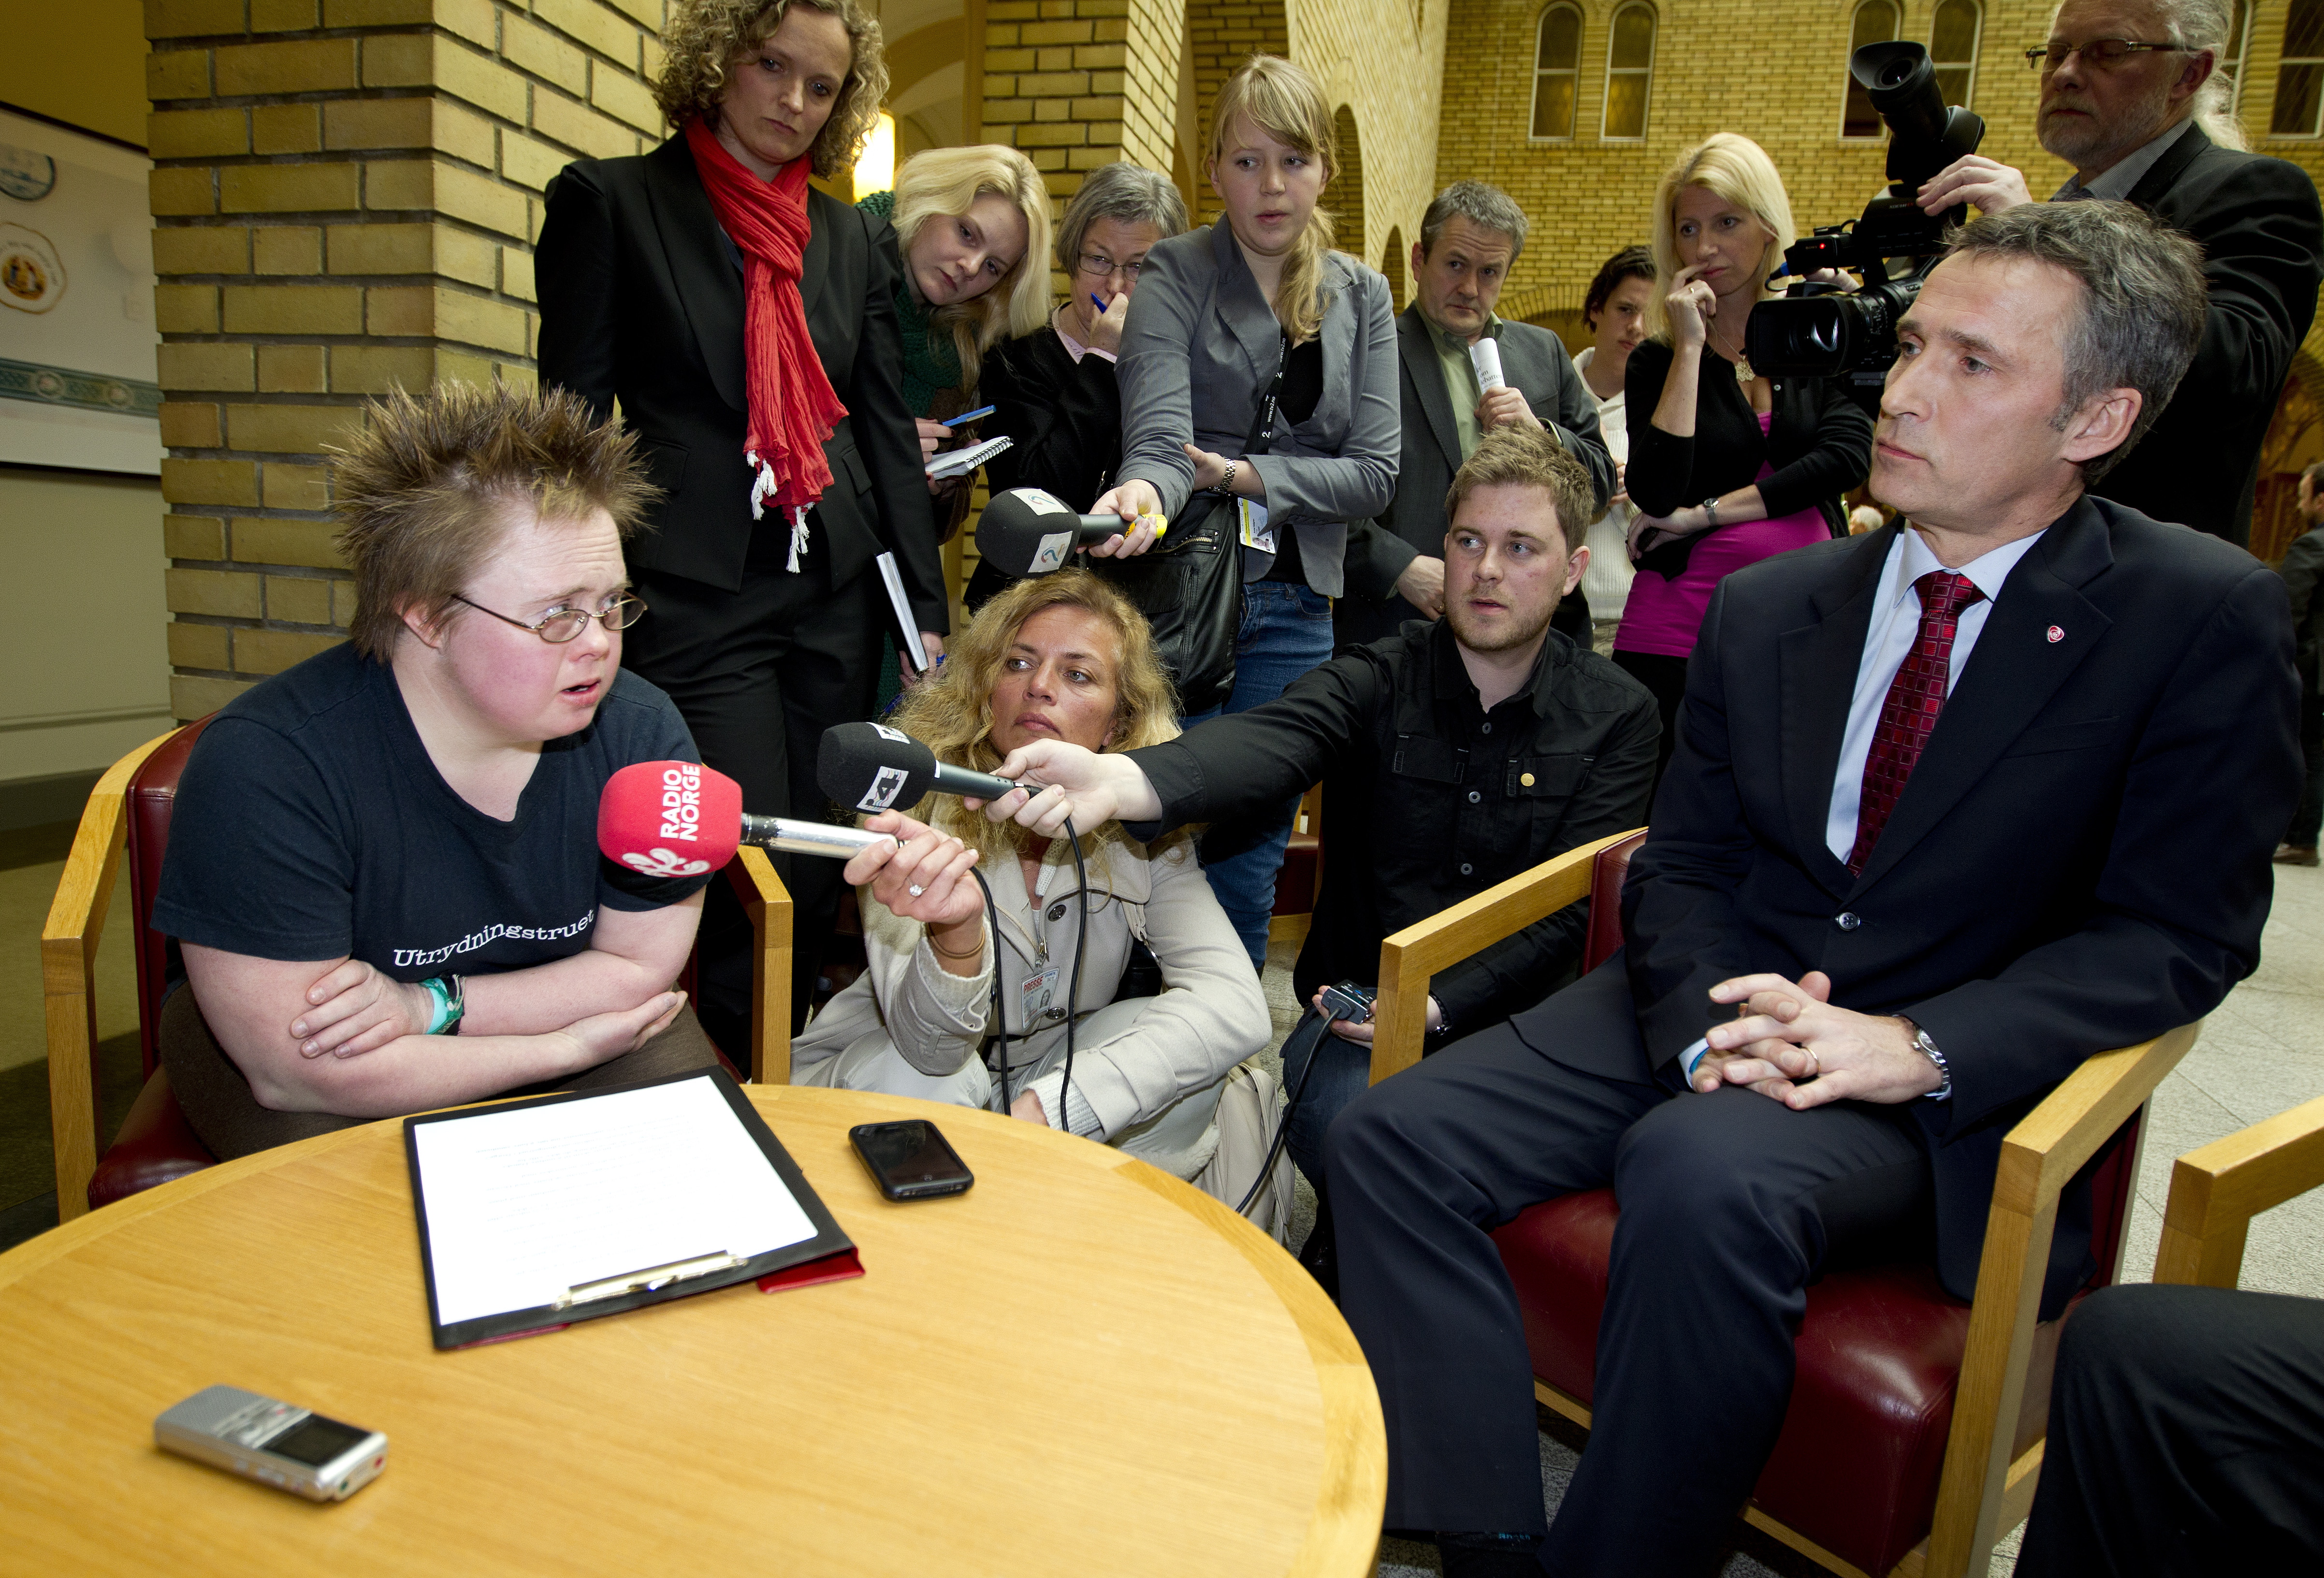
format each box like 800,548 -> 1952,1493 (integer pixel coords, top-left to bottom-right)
1235,995 -> 1366,1218
1059,814 -> 1088,1141
967,864 -> 1010,1114
962,816 -> 1088,1135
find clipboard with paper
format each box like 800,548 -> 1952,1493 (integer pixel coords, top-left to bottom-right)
404,1067 -> 859,1349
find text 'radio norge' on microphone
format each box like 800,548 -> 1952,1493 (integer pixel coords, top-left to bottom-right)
973,487 -> 1163,577
597,760 -> 895,879
816,723 -> 1020,818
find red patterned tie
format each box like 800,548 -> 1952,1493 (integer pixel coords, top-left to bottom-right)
1847,570 -> 1985,876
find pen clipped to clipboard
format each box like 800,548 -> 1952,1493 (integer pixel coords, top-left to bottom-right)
404,1068 -> 859,1349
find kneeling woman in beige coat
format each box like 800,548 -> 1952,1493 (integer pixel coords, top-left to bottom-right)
792,570 -> 1270,1184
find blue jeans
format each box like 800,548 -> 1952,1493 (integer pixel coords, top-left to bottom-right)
1183,580 -> 1337,967
1278,1011 -> 1370,1191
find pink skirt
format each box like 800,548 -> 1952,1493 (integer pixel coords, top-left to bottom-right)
1613,508 -> 1832,658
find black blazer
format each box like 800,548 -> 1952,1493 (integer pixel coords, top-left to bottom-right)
536,135 -> 945,630
982,322 -> 1119,511
1523,501 -> 2298,1307
1623,338 -> 1871,572
2095,124 -> 2324,547
1343,308 -> 1617,603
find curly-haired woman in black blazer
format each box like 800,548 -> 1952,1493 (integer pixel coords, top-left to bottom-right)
536,0 -> 935,1043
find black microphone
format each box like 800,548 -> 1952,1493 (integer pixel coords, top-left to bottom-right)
817,722 -> 1019,816
974,487 -> 1152,576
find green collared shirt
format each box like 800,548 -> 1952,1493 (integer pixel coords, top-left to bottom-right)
1430,313 -> 1504,461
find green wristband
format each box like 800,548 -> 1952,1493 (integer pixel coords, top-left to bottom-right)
420,975 -> 465,1036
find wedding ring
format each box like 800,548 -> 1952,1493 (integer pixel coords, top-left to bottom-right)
908,883 -> 926,897
1805,1049 -> 1821,1078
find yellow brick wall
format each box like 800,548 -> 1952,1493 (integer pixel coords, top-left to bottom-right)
980,0 -> 1147,210
145,0 -> 667,720
1290,0 -> 1448,275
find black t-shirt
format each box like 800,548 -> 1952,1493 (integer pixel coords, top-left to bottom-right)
153,643 -> 712,980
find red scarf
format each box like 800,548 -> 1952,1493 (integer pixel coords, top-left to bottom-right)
684,118 -> 848,570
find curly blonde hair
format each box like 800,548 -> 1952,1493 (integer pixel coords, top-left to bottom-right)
1207,55 -> 1338,346
654,0 -> 888,180
886,570 -> 1179,863
890,145 -> 1054,392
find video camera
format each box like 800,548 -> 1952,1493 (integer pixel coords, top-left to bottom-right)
1744,41 -> 1985,407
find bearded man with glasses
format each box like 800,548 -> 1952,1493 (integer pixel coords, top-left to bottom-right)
1917,0 -> 2322,547
150,383 -> 726,1160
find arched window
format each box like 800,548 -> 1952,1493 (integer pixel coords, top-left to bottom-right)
2277,0 -> 2324,136
1930,0 -> 1981,109
1531,3 -> 1583,140
1843,0 -> 1903,137
1382,226 -> 1408,312
1601,3 -> 1656,140
2219,0 -> 2255,115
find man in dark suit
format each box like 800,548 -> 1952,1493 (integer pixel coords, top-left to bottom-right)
1918,0 -> 2323,547
2274,460 -> 2324,863
536,13 -> 941,1040
1318,201 -> 2300,1578
1337,181 -> 1614,648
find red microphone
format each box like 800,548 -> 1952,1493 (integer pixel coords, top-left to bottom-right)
598,761 -> 895,878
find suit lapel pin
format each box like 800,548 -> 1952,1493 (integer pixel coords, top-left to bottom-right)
2046,625 -> 2065,643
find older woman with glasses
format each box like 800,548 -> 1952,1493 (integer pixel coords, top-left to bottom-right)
969,162 -> 1190,611
151,384 -> 724,1160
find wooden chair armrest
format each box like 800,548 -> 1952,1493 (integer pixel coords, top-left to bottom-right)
42,730 -> 181,1222
1369,831 -> 1640,1086
723,846 -> 793,1084
1923,1020 -> 2200,1578
2152,1092 -> 2324,1289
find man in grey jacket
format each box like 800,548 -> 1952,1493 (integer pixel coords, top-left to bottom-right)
1337,182 -> 1615,647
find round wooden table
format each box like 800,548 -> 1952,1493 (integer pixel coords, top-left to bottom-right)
0,1086 -> 1384,1576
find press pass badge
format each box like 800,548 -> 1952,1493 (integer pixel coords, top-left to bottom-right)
1019,964 -> 1060,1024
1237,498 -> 1275,555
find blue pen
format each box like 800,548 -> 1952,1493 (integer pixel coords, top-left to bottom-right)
943,405 -> 996,427
1091,293 -> 1108,310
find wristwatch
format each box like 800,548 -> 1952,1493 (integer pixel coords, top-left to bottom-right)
1212,459 -> 1239,496
1700,495 -> 1722,528
1907,1019 -> 1951,1100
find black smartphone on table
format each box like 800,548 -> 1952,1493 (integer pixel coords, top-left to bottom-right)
849,1120 -> 974,1200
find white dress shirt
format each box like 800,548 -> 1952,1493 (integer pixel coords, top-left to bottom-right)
1572,346 -> 1637,621
1676,524 -> 2047,1087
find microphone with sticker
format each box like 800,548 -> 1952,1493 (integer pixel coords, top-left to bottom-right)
973,486 -> 1163,577
816,722 -> 1022,817
596,760 -> 894,878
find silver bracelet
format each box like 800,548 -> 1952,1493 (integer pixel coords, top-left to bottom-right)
1212,459 -> 1238,496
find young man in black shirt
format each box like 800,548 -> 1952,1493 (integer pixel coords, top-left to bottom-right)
974,424 -> 1658,1237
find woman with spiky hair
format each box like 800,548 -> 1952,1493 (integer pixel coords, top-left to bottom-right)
536,0 -> 939,1047
153,385 -> 721,1159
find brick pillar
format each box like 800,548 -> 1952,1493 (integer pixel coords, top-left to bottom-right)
145,0 -> 667,720
980,0 -> 1184,214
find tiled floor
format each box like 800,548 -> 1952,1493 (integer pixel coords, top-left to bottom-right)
1333,864 -> 2324,1578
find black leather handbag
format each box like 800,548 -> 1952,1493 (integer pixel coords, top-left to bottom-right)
1095,333 -> 1289,717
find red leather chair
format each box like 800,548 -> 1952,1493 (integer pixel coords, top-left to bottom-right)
1369,829 -> 2196,1578
46,722 -> 793,1222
